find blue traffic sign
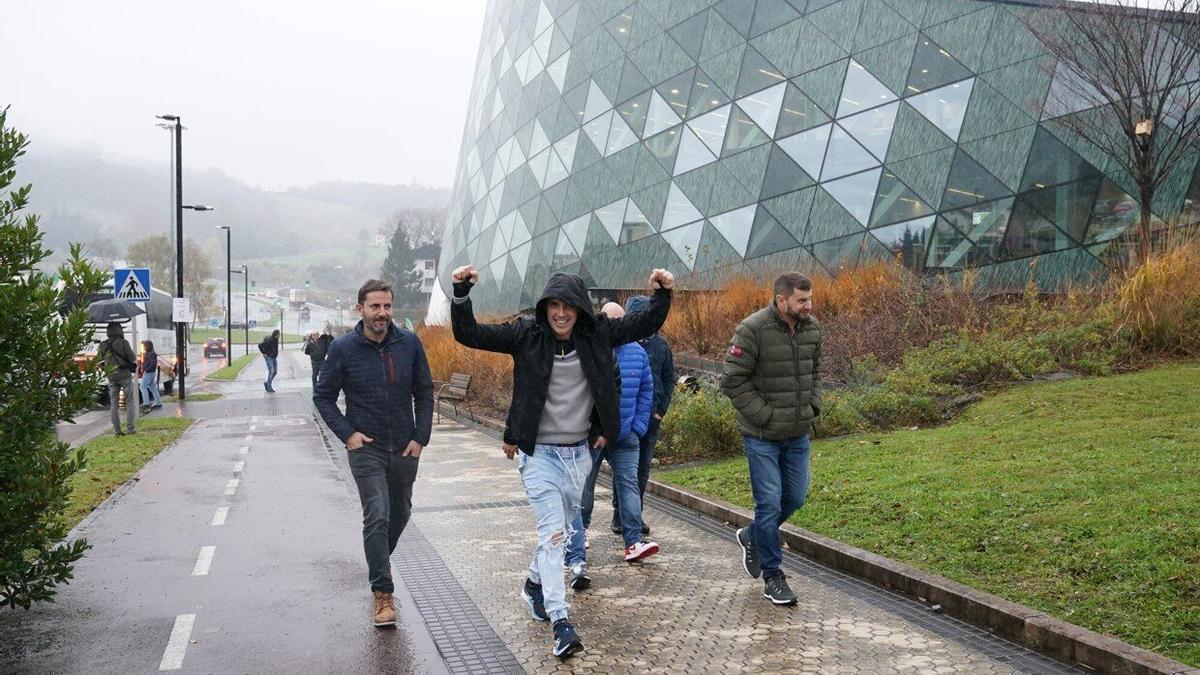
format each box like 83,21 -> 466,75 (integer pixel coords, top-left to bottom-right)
114,267 -> 151,302
249,319 -> 258,329
209,318 -> 219,329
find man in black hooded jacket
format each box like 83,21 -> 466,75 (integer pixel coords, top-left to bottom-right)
450,264 -> 673,660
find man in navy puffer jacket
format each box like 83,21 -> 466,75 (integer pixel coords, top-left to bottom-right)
568,302 -> 658,580
314,279 -> 433,629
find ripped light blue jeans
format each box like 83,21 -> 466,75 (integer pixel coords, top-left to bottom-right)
518,442 -> 592,622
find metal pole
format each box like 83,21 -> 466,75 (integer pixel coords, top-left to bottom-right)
174,117 -> 186,400
224,227 -> 231,364
243,267 -> 249,357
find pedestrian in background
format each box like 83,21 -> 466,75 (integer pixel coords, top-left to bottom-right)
720,272 -> 821,607
98,321 -> 137,436
314,279 -> 433,628
303,329 -> 333,389
611,294 -> 675,536
259,329 -> 280,392
449,263 -> 673,661
138,339 -> 162,412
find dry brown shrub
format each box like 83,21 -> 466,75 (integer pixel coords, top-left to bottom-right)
1116,236 -> 1200,356
417,324 -> 513,419
660,274 -> 770,356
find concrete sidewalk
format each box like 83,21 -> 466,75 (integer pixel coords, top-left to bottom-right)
401,421 -> 1081,674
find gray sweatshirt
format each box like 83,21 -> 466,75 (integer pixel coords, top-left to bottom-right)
536,349 -> 593,445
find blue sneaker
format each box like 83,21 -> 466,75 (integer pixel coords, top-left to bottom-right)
521,578 -> 548,621
552,619 -> 583,659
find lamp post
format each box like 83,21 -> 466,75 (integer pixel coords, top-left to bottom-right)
232,266 -> 248,356
176,203 -> 213,399
217,225 -> 232,364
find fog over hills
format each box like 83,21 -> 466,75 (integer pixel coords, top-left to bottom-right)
20,141 -> 450,263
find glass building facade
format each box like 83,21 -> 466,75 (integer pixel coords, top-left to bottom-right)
440,0 -> 1200,314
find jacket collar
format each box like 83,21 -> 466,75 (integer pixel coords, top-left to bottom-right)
766,301 -> 813,331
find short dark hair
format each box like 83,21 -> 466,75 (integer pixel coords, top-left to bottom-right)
773,272 -> 811,298
357,279 -> 393,304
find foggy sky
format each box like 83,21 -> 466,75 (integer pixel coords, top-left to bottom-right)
1,0 -> 487,190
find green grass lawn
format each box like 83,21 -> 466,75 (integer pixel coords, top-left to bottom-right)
206,354 -> 258,381
63,417 -> 193,529
659,361 -> 1200,666
163,392 -> 221,402
189,327 -> 302,344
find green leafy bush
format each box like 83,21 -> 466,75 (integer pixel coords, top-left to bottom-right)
658,386 -> 742,462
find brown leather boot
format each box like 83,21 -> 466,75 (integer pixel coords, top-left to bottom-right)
372,591 -> 396,627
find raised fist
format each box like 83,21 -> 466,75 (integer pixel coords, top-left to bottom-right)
451,265 -> 479,285
648,268 -> 674,290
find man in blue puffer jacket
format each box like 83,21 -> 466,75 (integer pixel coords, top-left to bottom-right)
566,302 -> 658,587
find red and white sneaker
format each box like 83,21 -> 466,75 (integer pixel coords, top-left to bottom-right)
624,540 -> 660,562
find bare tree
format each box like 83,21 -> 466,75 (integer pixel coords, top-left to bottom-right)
1026,0 -> 1200,264
380,206 -> 447,247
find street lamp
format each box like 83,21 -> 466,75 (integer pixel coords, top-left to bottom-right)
231,265 -> 248,357
217,225 -> 232,364
175,203 -> 213,398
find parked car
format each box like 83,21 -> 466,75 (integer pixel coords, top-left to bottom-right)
204,338 -> 227,358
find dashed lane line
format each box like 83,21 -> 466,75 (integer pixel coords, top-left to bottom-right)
191,546 -> 216,576
224,478 -> 239,496
211,507 -> 229,526
157,613 -> 196,671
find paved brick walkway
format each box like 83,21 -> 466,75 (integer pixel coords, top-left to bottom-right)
394,421 -> 1080,674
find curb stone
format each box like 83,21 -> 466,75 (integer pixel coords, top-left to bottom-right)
435,402 -> 1196,675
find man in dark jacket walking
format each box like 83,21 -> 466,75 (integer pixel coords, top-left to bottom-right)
450,264 -> 673,660
258,329 -> 280,392
611,294 -> 675,535
98,322 -> 138,435
314,279 -> 434,628
302,329 -> 333,389
720,272 -> 821,607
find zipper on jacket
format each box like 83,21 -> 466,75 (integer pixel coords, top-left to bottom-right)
792,328 -> 801,438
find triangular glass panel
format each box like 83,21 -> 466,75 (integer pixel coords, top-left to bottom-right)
871,169 -> 934,226
821,125 -> 879,181
945,198 -> 1014,263
616,90 -> 651,138
689,70 -> 731,120
736,82 -> 787,137
645,126 -> 683,172
617,58 -> 652,105
823,167 -> 883,225
605,113 -> 639,155
775,84 -> 831,138
490,225 -> 510,263
583,80 -> 614,122
674,125 -> 719,175
1084,179 -> 1141,245
688,104 -> 732,156
905,34 -> 973,95
530,120 -> 551,156
511,240 -> 533,281
554,130 -> 579,170
669,12 -> 709,62
1023,175 -> 1101,244
925,217 -> 978,270
657,69 -> 696,122
1019,127 -> 1103,192
837,60 -> 897,118
746,206 -> 800,258
812,233 -> 866,274
547,52 -> 570,92
605,4 -> 636,49
715,0 -> 757,39
528,149 -> 552,188
751,0 -> 802,38
839,101 -> 898,162
736,47 -> 787,98
760,143 -> 814,200
869,215 -> 937,271
534,1 -> 553,37
723,105 -> 770,156
595,198 -> 629,244
663,181 -> 705,230
561,214 -> 590,253
645,90 -> 683,138
661,220 -> 706,270
620,199 -> 656,244
777,123 -> 831,180
554,228 -> 580,267
997,198 -> 1074,261
907,78 -> 974,142
544,149 -> 571,187
583,110 -> 615,154
941,148 -> 1012,210
709,204 -> 758,256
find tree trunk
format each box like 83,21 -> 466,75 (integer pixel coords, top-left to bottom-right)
1137,186 -> 1154,266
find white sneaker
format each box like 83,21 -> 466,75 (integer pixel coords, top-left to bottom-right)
624,540 -> 660,562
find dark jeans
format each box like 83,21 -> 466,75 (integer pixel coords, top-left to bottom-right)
264,356 -> 278,390
744,434 -> 811,578
309,360 -> 322,390
347,444 -> 420,593
612,419 -> 660,523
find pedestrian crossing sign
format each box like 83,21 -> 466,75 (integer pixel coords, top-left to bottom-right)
114,267 -> 152,302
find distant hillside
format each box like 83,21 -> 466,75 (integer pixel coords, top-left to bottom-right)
20,142 -> 450,263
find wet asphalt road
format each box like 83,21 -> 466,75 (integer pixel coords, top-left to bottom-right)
3,351 -> 448,674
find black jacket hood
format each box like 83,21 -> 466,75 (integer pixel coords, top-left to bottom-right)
535,273 -> 595,334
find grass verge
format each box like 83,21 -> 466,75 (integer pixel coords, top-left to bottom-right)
207,354 -> 257,381
63,417 -> 194,529
163,392 -> 222,402
658,362 -> 1200,666
189,327 -> 302,344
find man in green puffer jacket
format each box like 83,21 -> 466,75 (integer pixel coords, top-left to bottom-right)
720,272 -> 821,607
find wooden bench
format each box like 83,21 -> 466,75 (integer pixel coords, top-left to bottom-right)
433,372 -> 474,423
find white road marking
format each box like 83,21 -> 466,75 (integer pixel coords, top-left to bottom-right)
191,546 -> 215,576
158,613 -> 196,671
244,434 -> 252,442
248,425 -> 257,432
224,478 -> 239,496
211,507 -> 229,526
238,446 -> 249,455
251,416 -> 258,423
233,461 -> 244,474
